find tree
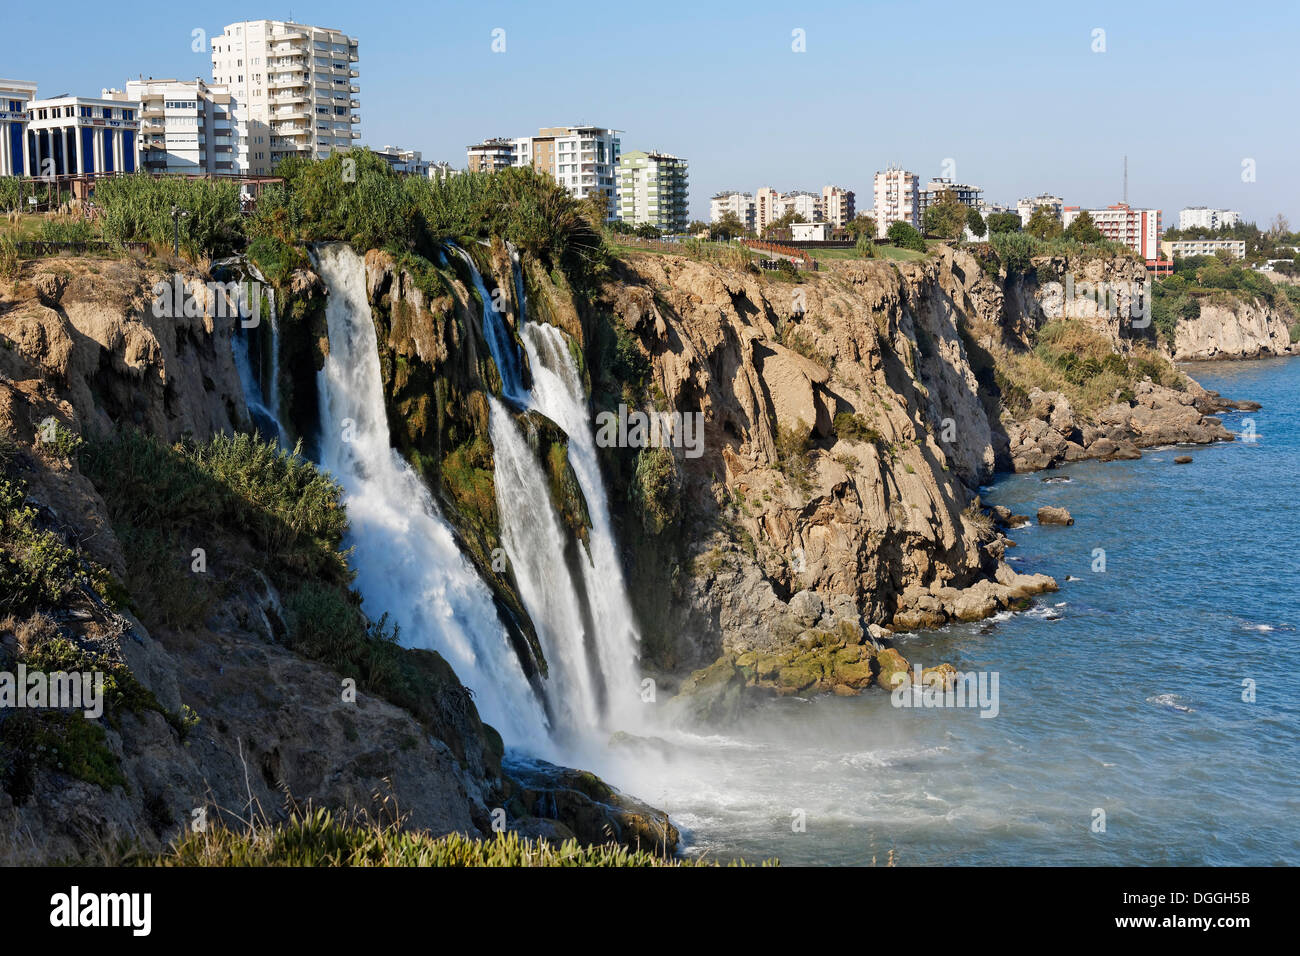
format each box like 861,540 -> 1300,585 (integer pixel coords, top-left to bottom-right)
712,210 -> 746,240
845,213 -> 877,240
966,207 -> 987,239
687,219 -> 711,236
635,222 -> 661,239
855,232 -> 875,258
1025,205 -> 1063,240
1063,208 -> 1103,244
987,212 -> 1021,234
887,220 -> 926,251
763,209 -> 807,239
923,189 -> 967,241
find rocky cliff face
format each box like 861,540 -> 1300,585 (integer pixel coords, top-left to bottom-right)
0,252 -> 672,863
580,247 -> 1257,697
1172,298 -> 1299,361
585,250 -> 1055,678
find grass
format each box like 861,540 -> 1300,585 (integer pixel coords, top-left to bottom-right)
145,808 -> 764,866
995,320 -> 1185,416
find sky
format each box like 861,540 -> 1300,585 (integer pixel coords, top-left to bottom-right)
4,0 -> 1297,226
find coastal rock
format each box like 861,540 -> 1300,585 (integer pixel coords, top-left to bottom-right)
1037,506 -> 1074,526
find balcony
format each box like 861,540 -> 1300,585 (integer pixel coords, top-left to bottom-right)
269,74 -> 308,90
349,69 -> 359,78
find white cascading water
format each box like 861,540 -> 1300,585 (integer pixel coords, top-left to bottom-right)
309,243 -> 552,751
448,244 -> 529,407
520,322 -> 643,731
487,395 -> 604,734
229,273 -> 287,446
455,246 -> 644,744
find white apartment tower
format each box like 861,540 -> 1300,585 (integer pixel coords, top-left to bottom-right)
1017,194 -> 1064,225
873,167 -> 920,238
210,19 -> 359,174
511,126 -> 621,220
1178,207 -> 1241,231
710,191 -> 756,232
821,185 -> 856,228
106,79 -> 235,174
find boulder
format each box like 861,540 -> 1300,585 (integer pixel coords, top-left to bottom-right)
1037,506 -> 1074,526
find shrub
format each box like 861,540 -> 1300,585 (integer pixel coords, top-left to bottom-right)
95,174 -> 242,258
833,412 -> 883,446
887,221 -> 926,252
630,446 -> 680,534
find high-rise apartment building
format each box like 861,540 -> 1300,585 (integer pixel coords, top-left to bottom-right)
210,19 -> 359,174
755,186 -> 783,235
920,177 -> 982,219
510,126 -> 621,219
710,191 -> 756,232
821,185 -> 856,228
0,79 -> 38,176
617,150 -> 689,234
783,190 -> 821,222
873,167 -> 920,237
106,79 -> 234,174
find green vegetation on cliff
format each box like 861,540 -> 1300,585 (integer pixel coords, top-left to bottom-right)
148,809 -> 753,866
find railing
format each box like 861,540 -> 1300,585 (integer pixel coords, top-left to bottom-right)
740,238 -> 816,268
16,240 -> 150,257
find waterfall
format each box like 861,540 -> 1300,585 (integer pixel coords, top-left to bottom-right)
454,247 -> 644,745
229,271 -> 286,446
310,243 -> 551,750
447,244 -> 529,407
520,322 -> 643,731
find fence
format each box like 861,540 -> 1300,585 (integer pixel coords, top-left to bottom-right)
15,240 -> 151,257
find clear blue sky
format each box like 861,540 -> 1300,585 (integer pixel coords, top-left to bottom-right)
5,0 -> 1297,226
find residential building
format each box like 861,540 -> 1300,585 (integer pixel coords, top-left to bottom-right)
210,19 -> 359,174
26,93 -> 140,176
791,222 -> 831,242
427,160 -> 457,181
1063,203 -> 1162,263
873,167 -> 920,238
466,137 -> 515,173
821,185 -> 855,228
756,186 -> 783,235
0,79 -> 38,176
617,149 -> 689,234
710,190 -> 756,232
105,79 -> 235,174
920,177 -> 982,217
511,125 -> 621,219
368,144 -> 427,176
1160,238 -> 1247,260
1017,193 -> 1064,225
783,190 -> 822,222
1178,206 -> 1241,231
